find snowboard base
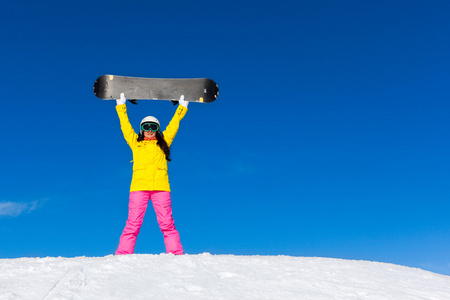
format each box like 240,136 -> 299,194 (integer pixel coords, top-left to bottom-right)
93,75 -> 219,103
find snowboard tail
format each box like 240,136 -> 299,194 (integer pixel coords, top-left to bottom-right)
93,75 -> 219,103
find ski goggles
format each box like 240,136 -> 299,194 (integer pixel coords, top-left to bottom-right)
140,122 -> 160,132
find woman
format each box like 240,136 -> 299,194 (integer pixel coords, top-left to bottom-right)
115,92 -> 188,255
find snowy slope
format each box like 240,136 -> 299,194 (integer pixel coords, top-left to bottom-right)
1,254 -> 449,300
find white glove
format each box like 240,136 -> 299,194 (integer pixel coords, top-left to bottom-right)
179,95 -> 189,108
116,93 -> 126,105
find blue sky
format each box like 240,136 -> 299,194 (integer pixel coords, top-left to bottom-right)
1,0 -> 450,276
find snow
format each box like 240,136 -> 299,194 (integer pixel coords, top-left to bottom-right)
1,254 -> 449,300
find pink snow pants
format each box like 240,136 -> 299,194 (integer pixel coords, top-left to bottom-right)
115,191 -> 183,255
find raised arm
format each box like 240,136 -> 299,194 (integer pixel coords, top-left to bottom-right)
163,95 -> 189,147
116,93 -> 138,148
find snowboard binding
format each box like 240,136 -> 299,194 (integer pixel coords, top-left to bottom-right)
128,99 -> 178,105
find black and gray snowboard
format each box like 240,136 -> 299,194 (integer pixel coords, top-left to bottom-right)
93,75 -> 219,103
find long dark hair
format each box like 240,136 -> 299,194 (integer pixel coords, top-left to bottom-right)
137,131 -> 171,161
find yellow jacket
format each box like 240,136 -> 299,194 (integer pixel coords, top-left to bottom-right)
116,104 -> 188,192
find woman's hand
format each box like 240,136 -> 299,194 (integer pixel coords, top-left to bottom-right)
178,95 -> 189,108
116,93 -> 126,105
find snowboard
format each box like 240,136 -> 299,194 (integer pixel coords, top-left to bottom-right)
93,75 -> 219,103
